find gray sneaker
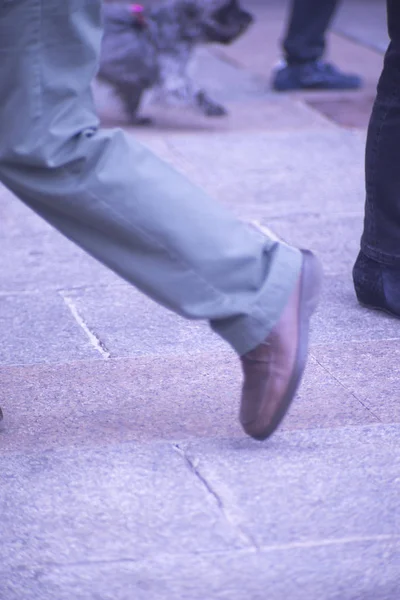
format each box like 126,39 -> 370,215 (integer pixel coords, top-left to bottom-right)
272,60 -> 362,92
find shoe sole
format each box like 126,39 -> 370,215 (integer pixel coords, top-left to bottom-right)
251,250 -> 323,441
273,83 -> 362,92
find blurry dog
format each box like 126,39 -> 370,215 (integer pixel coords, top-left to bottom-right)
98,0 -> 253,124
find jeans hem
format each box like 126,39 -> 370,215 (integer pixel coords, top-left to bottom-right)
361,241 -> 400,267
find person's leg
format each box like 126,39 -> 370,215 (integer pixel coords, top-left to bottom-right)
283,0 -> 339,65
353,0 -> 400,315
0,0 -> 321,438
0,0 -> 302,356
272,0 -> 362,91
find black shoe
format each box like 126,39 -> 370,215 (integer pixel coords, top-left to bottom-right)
353,251 -> 400,318
272,60 -> 362,92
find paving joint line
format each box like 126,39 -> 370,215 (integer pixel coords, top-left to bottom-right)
173,443 -> 259,552
4,533 -> 400,574
312,337 -> 400,348
59,292 -> 111,360
0,282 -> 128,297
311,353 -> 382,422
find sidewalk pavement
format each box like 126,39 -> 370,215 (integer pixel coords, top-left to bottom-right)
2,1 -> 400,599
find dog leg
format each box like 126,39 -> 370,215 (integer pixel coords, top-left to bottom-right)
158,77 -> 228,118
157,51 -> 228,118
117,86 -> 152,126
194,90 -> 228,117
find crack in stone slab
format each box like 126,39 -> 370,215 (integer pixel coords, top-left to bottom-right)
4,533 -> 400,575
173,443 -> 259,551
60,293 -> 111,360
311,354 -> 382,423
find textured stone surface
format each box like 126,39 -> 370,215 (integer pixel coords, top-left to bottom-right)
310,274 -> 400,346
264,212 -> 364,275
180,425 -> 400,547
0,293 -> 100,365
0,353 -> 241,451
2,540 -> 400,600
287,356 -> 379,429
1,426 -> 400,600
314,340 -> 400,424
0,441 -> 245,572
1,189 -> 52,238
126,130 -> 362,224
333,0 -> 388,54
63,284 -> 227,358
160,130 -> 366,218
0,354 -> 376,453
306,94 -> 377,129
1,232 -> 119,292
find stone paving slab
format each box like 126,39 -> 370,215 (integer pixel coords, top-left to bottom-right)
1,189 -> 52,238
310,274 -> 400,346
0,293 -> 100,366
58,274 -> 400,354
263,212 -> 364,275
1,232 -> 119,292
333,0 -> 388,54
2,539 -> 400,600
179,425 -> 400,547
0,354 -> 377,453
0,354 -> 242,452
305,93 -> 378,130
1,425 -> 400,600
63,284 -> 227,358
0,441 -> 245,572
144,129 -> 366,218
314,340 -> 400,424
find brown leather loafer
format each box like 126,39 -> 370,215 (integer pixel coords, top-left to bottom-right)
240,249 -> 322,440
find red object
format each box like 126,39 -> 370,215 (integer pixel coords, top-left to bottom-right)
130,4 -> 144,13
129,3 -> 146,26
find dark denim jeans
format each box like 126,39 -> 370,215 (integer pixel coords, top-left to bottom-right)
282,0 -> 339,65
361,0 -> 400,266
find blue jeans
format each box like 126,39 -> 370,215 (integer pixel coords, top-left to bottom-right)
360,0 -> 400,267
282,0 -> 339,65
